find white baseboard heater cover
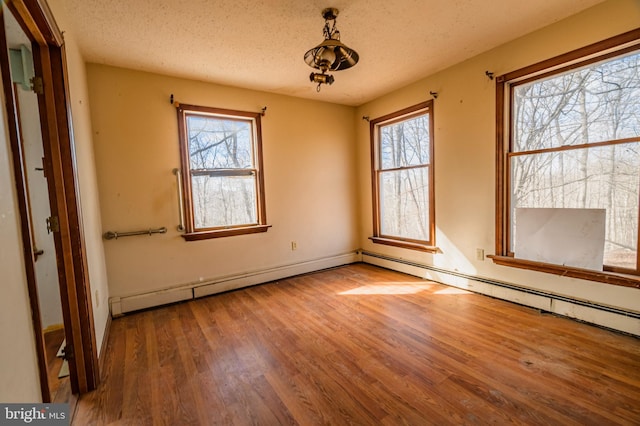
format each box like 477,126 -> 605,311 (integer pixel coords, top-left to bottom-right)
110,252 -> 360,316
108,249 -> 639,337
361,251 -> 640,337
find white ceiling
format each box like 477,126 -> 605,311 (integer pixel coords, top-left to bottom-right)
59,0 -> 604,106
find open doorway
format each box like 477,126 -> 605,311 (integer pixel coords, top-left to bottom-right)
0,0 -> 100,406
3,5 -> 70,403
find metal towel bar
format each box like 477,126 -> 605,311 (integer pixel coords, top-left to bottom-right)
103,227 -> 167,240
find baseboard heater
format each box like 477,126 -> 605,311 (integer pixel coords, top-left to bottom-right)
109,249 -> 638,336
110,251 -> 360,316
361,250 -> 640,337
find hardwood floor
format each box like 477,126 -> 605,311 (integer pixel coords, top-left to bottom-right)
44,327 -> 71,402
73,264 -> 640,425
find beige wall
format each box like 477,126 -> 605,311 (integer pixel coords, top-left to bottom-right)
86,65 -> 359,299
356,0 -> 640,312
0,69 -> 41,402
4,0 -> 636,404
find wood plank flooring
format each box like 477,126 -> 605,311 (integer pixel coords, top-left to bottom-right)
73,264 -> 640,425
44,327 -> 71,403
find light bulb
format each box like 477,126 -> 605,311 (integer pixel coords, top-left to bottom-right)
316,47 -> 336,68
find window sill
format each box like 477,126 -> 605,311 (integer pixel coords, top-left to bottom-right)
488,255 -> 640,289
370,237 -> 440,253
182,225 -> 272,241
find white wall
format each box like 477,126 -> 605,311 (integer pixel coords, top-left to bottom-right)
356,0 -> 640,317
0,67 -> 42,402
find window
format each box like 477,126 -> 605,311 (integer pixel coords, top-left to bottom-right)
370,101 -> 436,252
494,29 -> 640,287
177,104 -> 269,241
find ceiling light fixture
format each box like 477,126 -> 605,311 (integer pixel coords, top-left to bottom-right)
304,7 -> 359,92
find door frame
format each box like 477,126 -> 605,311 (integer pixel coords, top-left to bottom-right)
0,0 -> 99,400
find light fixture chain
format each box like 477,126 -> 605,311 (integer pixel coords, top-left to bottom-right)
323,16 -> 338,40
323,20 -> 331,39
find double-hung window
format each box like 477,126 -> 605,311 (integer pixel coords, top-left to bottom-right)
370,101 -> 436,252
494,29 -> 640,286
177,104 -> 269,241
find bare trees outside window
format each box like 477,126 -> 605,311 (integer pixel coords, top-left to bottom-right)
370,101 -> 436,252
177,104 -> 268,241
496,30 -> 640,283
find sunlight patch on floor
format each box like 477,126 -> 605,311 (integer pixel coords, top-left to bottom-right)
433,287 -> 472,295
339,283 -> 434,295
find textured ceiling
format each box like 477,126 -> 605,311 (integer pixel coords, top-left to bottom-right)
59,0 -> 605,106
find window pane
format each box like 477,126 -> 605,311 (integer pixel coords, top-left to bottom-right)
380,115 -> 430,169
513,51 -> 640,152
380,167 -> 430,241
510,142 -> 639,269
191,175 -> 257,229
186,115 -> 253,170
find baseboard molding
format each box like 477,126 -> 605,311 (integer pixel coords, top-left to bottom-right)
43,323 -> 64,334
362,251 -> 640,337
110,251 -> 361,315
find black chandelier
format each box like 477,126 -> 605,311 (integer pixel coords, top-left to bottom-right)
304,8 -> 359,92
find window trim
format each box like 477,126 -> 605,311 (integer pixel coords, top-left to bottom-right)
492,28 -> 640,288
176,103 -> 269,241
370,100 -> 437,253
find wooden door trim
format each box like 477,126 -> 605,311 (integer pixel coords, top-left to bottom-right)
4,0 -> 100,396
0,12 -> 51,403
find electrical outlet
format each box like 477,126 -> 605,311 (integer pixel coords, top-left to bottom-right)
291,241 -> 297,251
476,248 -> 485,261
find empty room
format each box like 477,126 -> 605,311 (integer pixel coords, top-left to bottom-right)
1,0 -> 639,424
